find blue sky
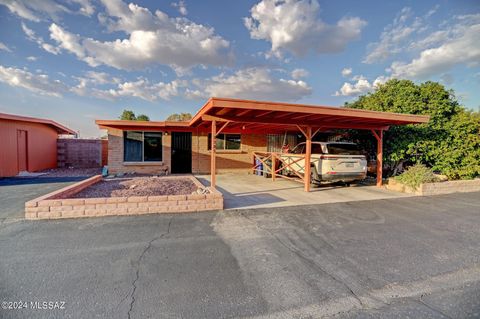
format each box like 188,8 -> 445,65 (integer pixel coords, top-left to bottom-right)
0,0 -> 479,137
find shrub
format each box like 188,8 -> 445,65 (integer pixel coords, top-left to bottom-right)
395,164 -> 438,189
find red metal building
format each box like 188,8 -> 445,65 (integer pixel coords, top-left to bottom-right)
0,113 -> 75,177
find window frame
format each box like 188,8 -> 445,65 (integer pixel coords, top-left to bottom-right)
208,133 -> 242,151
123,131 -> 163,163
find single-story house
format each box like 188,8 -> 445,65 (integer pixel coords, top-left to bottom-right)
96,97 -> 429,191
0,113 -> 76,177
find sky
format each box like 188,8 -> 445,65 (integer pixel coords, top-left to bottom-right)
0,0 -> 479,137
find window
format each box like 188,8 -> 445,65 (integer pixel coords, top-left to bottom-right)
326,143 -> 363,155
124,131 -> 163,162
208,134 -> 241,150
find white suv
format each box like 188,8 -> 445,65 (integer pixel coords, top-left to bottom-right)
279,142 -> 367,185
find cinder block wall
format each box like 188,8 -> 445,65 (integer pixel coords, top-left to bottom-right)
57,139 -> 105,168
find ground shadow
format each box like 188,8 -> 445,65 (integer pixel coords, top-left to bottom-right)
0,176 -> 89,187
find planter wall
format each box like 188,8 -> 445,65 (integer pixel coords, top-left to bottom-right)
25,175 -> 223,220
387,178 -> 480,196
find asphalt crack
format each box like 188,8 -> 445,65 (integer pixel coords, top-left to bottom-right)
239,212 -> 383,310
127,216 -> 173,319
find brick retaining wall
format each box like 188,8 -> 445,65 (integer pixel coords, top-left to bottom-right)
387,178 -> 480,196
25,175 -> 223,220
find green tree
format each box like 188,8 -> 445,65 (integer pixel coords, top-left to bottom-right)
166,112 -> 192,121
345,79 -> 480,179
119,109 -> 150,121
136,114 -> 150,121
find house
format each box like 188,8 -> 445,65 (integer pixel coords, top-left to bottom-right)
96,97 -> 430,191
0,113 -> 76,177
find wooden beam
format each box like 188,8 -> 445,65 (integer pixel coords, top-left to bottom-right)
312,127 -> 322,139
201,114 -> 390,131
211,120 -> 216,188
255,110 -> 274,118
296,125 -> 307,137
215,121 -> 230,136
371,129 -> 383,187
304,126 -> 312,192
237,109 -> 252,117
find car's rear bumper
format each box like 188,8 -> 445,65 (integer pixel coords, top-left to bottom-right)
320,172 -> 366,182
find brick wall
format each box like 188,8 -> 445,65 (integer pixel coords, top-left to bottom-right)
107,128 -> 171,175
57,139 -> 106,168
420,179 -> 480,195
106,128 -> 268,175
25,175 -> 224,219
191,131 -> 267,174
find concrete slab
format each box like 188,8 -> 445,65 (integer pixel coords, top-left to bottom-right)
196,173 -> 413,209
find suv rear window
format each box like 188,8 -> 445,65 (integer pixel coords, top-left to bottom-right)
326,143 -> 363,155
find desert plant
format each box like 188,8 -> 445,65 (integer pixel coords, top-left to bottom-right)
395,164 -> 438,189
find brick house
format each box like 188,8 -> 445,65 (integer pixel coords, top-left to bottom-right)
96,97 -> 429,190
96,121 -> 269,175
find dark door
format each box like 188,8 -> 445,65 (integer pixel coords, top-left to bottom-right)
171,132 -> 192,174
17,130 -> 28,172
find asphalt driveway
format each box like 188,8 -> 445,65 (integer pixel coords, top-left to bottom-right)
0,176 -> 86,221
0,192 -> 479,318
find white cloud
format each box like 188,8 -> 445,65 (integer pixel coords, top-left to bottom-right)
335,75 -> 388,97
389,17 -> 480,79
244,0 -> 366,57
0,63 -> 183,102
0,0 -> 94,21
0,65 -> 67,97
0,42 -> 11,52
364,7 -> 423,63
71,0 -> 95,16
21,22 -> 61,55
188,67 -> 312,101
26,56 -> 37,61
341,67 -> 352,77
46,0 -> 231,72
291,68 -> 309,79
171,1 -> 187,16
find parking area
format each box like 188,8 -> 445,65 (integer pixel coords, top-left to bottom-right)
0,175 -> 93,222
196,174 -> 412,209
0,192 -> 479,318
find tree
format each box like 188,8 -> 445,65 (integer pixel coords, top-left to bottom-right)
166,112 -> 192,121
345,79 -> 480,179
119,109 -> 150,121
136,114 -> 150,121
119,110 -> 136,120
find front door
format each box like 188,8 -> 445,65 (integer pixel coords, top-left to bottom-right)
171,132 -> 192,174
17,130 -> 28,172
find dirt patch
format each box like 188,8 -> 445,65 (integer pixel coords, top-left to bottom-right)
66,176 -> 199,198
40,168 -> 102,178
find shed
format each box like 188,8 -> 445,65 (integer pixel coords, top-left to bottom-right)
0,113 -> 75,177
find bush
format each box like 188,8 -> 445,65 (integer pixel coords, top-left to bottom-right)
345,79 -> 480,180
395,164 -> 438,189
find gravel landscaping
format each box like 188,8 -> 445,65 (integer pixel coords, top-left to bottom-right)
66,176 -> 200,198
39,168 -> 102,177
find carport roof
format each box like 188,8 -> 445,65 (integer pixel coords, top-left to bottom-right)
189,97 -> 430,132
96,97 -> 430,132
0,112 -> 76,134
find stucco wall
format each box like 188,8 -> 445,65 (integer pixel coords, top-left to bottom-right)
0,119 -> 58,177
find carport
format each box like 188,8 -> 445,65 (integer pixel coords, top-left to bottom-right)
190,98 -> 430,192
